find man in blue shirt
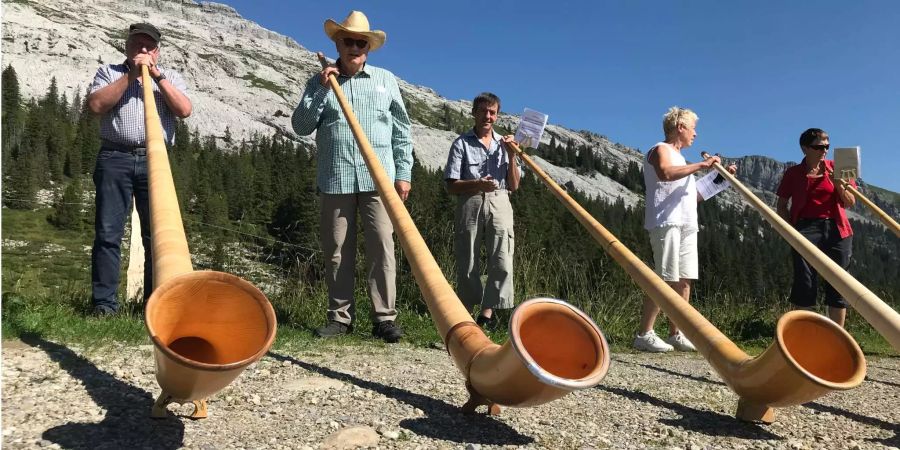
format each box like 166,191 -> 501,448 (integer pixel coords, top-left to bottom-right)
86,22 -> 192,316
443,93 -> 521,328
292,11 -> 413,343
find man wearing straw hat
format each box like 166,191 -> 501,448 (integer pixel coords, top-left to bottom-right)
292,11 -> 412,343
444,93 -> 520,329
86,22 -> 192,316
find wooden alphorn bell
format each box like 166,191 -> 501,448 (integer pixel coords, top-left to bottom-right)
507,141 -> 864,423
701,151 -> 900,351
140,65 -> 277,419
315,53 -> 610,414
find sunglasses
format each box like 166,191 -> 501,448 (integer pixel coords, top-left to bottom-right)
807,144 -> 829,151
341,38 -> 369,49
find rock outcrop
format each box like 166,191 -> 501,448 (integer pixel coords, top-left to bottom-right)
3,0 -> 897,219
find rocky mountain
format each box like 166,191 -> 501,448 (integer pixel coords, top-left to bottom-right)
3,0 -> 897,224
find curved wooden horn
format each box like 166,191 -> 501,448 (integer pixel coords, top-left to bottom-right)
315,53 -> 610,413
508,142 -> 865,422
702,151 -> 900,351
140,66 -> 277,419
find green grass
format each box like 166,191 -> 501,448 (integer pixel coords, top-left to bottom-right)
240,73 -> 290,101
2,208 -> 896,359
2,208 -> 94,301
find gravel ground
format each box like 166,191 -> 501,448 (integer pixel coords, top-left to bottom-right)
2,337 -> 898,450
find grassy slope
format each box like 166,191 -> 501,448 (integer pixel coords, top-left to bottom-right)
2,208 -> 897,357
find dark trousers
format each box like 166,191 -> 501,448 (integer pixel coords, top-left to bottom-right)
789,218 -> 852,308
91,149 -> 152,310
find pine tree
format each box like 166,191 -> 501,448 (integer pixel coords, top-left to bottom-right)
50,177 -> 84,230
3,153 -> 38,209
43,77 -> 60,115
77,86 -> 101,174
64,142 -> 83,178
2,65 -> 23,173
565,140 -> 577,168
6,102 -> 49,208
47,122 -> 66,182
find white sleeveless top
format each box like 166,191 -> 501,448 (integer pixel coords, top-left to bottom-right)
643,142 -> 698,231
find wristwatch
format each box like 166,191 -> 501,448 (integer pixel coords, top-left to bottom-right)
153,71 -> 167,82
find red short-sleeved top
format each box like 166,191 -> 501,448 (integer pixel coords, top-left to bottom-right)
776,159 -> 855,239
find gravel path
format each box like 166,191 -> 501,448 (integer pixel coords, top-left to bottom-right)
3,337 -> 898,450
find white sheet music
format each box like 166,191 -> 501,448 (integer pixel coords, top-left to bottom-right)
696,170 -> 730,201
514,108 -> 549,149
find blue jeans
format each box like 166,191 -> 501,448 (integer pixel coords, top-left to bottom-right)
91,149 -> 152,310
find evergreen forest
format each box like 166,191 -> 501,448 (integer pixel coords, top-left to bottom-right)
2,65 -> 898,350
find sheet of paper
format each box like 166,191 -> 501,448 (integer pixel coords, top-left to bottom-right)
833,147 -> 861,179
514,108 -> 549,149
696,170 -> 730,201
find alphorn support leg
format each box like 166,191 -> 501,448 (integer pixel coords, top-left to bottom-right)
735,399 -> 775,424
189,399 -> 208,419
151,392 -> 208,419
461,381 -> 501,416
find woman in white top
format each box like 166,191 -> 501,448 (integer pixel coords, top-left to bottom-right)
634,106 -> 736,352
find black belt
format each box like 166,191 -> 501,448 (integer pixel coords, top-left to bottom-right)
797,217 -> 834,224
102,140 -> 147,155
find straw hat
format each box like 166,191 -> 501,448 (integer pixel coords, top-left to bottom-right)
324,11 -> 386,51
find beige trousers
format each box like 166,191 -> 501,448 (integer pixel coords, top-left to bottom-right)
320,192 -> 397,325
454,190 -> 515,311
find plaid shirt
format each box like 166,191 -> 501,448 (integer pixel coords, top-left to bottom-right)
444,129 -> 522,190
89,62 -> 188,146
292,62 -> 413,194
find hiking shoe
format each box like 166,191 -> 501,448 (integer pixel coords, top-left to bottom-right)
372,320 -> 404,343
92,305 -> 117,317
633,330 -> 674,352
315,321 -> 352,338
665,332 -> 697,352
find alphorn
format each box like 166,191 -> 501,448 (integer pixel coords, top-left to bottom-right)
140,65 -> 277,418
830,172 -> 900,238
508,141 -> 865,423
702,151 -> 900,351
316,53 -> 610,413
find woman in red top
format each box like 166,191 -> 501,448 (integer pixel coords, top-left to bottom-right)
776,128 -> 856,327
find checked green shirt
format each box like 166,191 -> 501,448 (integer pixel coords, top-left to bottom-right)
292,62 -> 413,194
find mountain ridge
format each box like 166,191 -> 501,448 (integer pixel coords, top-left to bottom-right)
4,0 -> 898,221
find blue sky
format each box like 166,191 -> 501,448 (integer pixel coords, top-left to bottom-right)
220,0 -> 900,191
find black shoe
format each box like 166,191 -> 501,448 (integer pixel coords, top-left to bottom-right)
372,320 -> 404,343
315,321 -> 352,338
92,305 -> 117,317
476,314 -> 498,330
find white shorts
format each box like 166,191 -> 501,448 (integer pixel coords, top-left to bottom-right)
648,225 -> 698,282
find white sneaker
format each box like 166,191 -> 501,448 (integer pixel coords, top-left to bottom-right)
633,330 -> 674,352
665,332 -> 697,352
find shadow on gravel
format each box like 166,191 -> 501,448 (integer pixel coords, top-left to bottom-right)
866,376 -> 900,389
597,386 -> 780,440
268,352 -> 534,446
612,357 -> 726,387
20,334 -> 185,450
867,364 -> 900,373
805,402 -> 899,448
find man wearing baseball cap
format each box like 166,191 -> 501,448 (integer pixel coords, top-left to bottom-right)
86,22 -> 192,316
292,11 -> 412,343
